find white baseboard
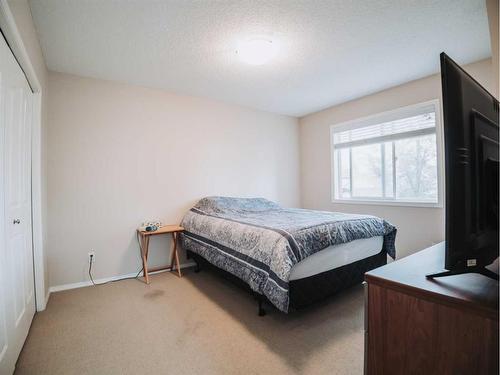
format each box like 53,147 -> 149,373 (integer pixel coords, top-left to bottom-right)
49,261 -> 196,293
45,290 -> 51,307
35,289 -> 51,312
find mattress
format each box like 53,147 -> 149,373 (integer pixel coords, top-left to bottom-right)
181,196 -> 396,312
289,236 -> 384,280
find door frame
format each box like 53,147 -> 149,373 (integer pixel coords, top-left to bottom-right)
0,0 -> 47,311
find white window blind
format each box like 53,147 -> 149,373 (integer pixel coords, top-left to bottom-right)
333,104 -> 436,149
331,101 -> 442,207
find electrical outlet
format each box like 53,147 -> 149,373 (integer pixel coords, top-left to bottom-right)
88,251 -> 95,264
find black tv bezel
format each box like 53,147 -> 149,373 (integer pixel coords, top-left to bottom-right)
440,52 -> 499,272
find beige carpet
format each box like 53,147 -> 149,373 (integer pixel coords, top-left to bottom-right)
15,268 -> 365,375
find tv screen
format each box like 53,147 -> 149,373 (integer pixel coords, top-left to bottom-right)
429,53 -> 499,279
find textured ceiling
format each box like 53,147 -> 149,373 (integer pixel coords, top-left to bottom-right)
29,0 -> 491,117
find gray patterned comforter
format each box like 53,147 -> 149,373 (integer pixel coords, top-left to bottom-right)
180,196 -> 396,312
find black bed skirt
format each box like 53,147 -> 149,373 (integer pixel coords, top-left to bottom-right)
289,250 -> 387,309
186,249 -> 387,312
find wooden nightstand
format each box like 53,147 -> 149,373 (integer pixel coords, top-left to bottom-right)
137,225 -> 184,284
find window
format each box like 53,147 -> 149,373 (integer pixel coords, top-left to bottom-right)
331,101 -> 442,207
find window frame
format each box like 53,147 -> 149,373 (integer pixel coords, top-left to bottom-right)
330,100 -> 444,208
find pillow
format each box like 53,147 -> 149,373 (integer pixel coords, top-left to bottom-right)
193,196 -> 280,215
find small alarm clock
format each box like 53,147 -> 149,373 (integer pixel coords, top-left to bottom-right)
139,220 -> 162,232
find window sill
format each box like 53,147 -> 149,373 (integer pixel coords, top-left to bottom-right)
331,198 -> 443,208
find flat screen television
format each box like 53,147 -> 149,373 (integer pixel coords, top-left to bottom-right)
427,53 -> 499,280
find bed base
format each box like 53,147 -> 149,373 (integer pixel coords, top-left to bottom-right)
187,249 -> 387,316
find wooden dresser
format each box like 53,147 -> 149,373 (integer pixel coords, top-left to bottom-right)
364,242 -> 499,375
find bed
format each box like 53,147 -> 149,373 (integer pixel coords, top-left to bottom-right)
180,196 -> 396,315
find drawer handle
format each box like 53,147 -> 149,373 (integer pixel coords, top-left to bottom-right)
13,219 -> 21,224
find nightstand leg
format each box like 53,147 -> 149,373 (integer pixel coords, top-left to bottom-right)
142,235 -> 150,284
169,233 -> 176,270
172,232 -> 182,277
139,233 -> 146,274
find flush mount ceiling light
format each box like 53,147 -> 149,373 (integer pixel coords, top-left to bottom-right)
236,38 -> 279,65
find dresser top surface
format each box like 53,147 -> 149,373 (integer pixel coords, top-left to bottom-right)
366,242 -> 499,314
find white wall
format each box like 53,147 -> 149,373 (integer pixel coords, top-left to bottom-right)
299,59 -> 494,259
47,72 -> 300,288
7,0 -> 50,303
486,0 -> 499,98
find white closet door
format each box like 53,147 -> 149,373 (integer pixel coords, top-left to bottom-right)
0,32 -> 36,375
